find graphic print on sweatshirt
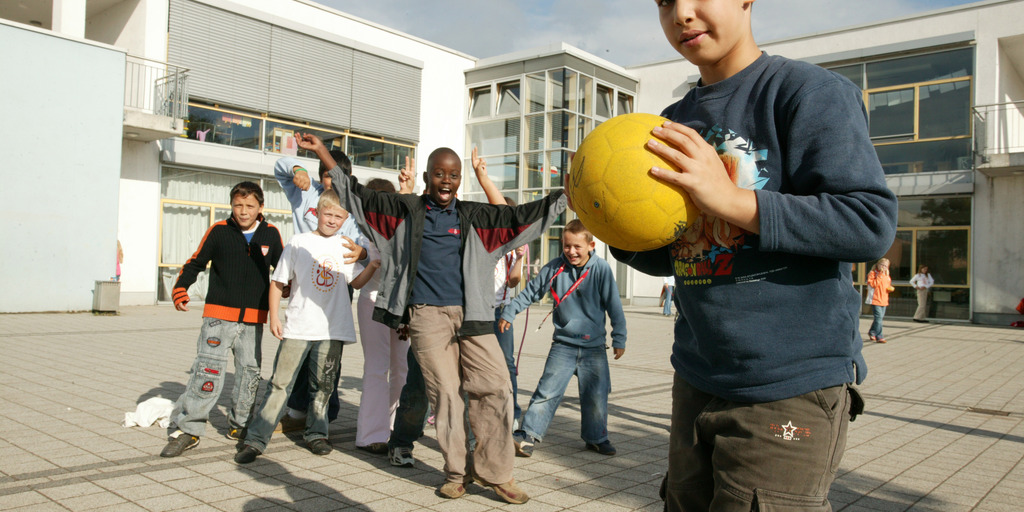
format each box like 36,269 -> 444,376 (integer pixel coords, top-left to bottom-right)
311,254 -> 342,293
671,125 -> 768,284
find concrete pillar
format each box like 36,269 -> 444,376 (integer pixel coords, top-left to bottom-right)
52,0 -> 87,38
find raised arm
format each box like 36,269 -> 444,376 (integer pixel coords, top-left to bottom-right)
472,147 -> 505,205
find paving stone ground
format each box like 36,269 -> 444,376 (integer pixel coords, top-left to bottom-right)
1,305 -> 1022,511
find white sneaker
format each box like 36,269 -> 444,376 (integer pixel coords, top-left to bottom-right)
389,445 -> 414,467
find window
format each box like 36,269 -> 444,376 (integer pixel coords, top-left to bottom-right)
526,73 -> 546,113
830,47 -> 974,175
469,119 -> 522,156
596,84 -> 613,119
185,104 -> 260,150
469,86 -> 492,118
348,136 -> 414,171
868,196 -> 971,320
617,92 -> 634,116
497,81 -> 521,116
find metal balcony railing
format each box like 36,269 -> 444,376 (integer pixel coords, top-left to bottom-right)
124,55 -> 189,120
973,101 -> 1024,162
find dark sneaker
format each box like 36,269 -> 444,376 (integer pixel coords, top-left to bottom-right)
389,445 -> 414,467
160,431 -> 199,457
491,479 -> 529,504
308,438 -> 333,456
234,445 -> 261,464
586,440 -> 616,456
513,431 -> 534,457
226,427 -> 246,441
357,442 -> 389,454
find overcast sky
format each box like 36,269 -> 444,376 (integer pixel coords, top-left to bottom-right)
317,0 -> 981,67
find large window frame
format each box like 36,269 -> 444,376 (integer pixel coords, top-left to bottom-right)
183,102 -> 415,172
464,67 -> 636,285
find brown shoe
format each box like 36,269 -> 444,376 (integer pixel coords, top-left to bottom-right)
356,442 -> 389,454
437,482 -> 466,499
491,479 -> 529,504
274,414 -> 305,433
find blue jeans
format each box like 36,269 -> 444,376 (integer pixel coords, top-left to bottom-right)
388,348 -> 428,449
663,285 -> 675,316
286,354 -> 341,422
170,318 -> 262,437
494,305 -> 521,422
245,338 -> 342,451
869,305 -> 887,339
520,342 -> 610,445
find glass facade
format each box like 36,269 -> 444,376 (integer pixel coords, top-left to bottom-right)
183,102 -> 415,171
833,47 -> 974,175
831,47 -> 976,321
465,67 -> 635,279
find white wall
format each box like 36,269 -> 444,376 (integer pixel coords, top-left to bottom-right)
86,0 -> 169,61
0,21 -> 125,312
118,140 -> 162,305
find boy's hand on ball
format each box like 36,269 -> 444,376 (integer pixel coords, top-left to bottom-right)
647,121 -> 759,234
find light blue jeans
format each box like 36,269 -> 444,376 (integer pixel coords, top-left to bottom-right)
663,285 -> 676,316
245,338 -> 342,451
170,318 -> 262,438
520,342 -> 610,445
869,305 -> 887,339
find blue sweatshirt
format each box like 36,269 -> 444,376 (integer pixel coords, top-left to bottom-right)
612,53 -> 897,403
501,252 -> 626,350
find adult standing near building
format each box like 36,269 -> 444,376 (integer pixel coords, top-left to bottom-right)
909,265 -> 934,323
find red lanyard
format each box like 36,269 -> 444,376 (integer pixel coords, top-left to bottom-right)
536,264 -> 589,331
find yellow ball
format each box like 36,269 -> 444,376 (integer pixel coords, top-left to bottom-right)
567,113 -> 698,251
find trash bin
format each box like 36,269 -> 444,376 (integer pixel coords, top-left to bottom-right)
94,280 -> 121,313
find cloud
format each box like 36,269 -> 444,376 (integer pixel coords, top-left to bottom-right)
318,0 -> 978,67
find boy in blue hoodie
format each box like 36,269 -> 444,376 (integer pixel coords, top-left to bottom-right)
604,1 -> 898,509
498,219 -> 626,458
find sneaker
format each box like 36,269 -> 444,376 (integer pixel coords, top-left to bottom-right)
491,479 -> 529,504
356,442 -> 389,454
389,445 -> 414,467
160,431 -> 199,458
234,445 -> 261,464
274,414 -> 305,433
308,438 -> 333,456
586,440 -> 616,456
513,431 -> 534,457
437,481 -> 466,499
226,426 -> 246,441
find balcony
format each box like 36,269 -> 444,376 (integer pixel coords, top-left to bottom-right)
123,55 -> 189,142
973,101 -> 1024,177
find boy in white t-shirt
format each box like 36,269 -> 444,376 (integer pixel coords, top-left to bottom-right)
235,190 -> 379,463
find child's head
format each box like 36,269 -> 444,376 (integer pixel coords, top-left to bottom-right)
656,0 -> 759,84
229,181 -> 265,231
366,178 -> 397,193
918,264 -> 929,274
874,258 -> 890,271
315,190 -> 348,238
562,219 -> 595,267
319,150 -> 352,191
423,147 -> 462,208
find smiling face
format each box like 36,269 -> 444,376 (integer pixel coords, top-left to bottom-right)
423,149 -> 462,208
656,0 -> 760,84
562,231 -> 595,268
231,193 -> 263,231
